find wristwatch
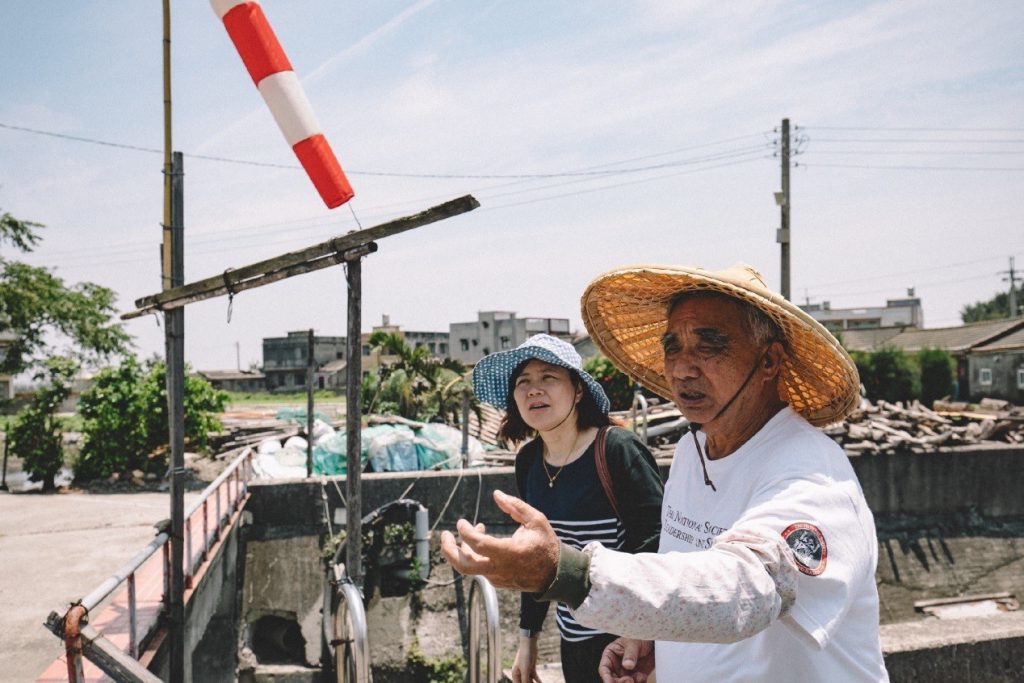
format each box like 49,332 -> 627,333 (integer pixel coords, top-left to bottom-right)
519,628 -> 538,639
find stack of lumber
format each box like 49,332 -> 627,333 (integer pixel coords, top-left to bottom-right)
824,398 -> 1024,454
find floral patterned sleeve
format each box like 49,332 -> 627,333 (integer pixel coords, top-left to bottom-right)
570,525 -> 799,643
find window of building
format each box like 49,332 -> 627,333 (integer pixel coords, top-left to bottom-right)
979,368 -> 993,386
472,339 -> 479,346
294,372 -> 305,385
460,339 -> 469,352
362,345 -> 370,356
483,347 -> 490,355
440,343 -> 448,355
429,342 -> 436,354
1017,367 -> 1024,389
500,336 -> 511,349
847,318 -> 882,330
336,351 -> 344,359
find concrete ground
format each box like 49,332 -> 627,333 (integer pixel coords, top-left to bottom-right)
0,457 -> 198,682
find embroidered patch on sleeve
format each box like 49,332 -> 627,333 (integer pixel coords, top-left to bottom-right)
782,522 -> 828,576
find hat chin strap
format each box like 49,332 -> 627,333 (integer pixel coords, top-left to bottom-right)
686,352 -> 766,492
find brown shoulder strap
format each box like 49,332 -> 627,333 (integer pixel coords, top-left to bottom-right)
594,426 -> 621,520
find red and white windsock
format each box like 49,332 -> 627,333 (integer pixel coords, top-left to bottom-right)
210,0 -> 354,208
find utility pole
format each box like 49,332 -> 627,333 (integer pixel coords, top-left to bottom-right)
306,328 -> 315,477
166,152 -> 186,683
160,3 -> 185,680
776,118 -> 791,300
236,341 -> 241,371
1000,256 -> 1020,318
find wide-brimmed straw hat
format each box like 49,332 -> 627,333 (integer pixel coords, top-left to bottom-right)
580,264 -> 859,426
472,334 -> 611,414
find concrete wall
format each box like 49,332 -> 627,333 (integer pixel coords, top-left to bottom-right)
150,510 -> 243,683
849,443 -> 1024,517
231,444 -> 1024,679
882,612 -> 1024,682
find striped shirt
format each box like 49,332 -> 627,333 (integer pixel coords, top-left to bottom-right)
522,440 -> 625,641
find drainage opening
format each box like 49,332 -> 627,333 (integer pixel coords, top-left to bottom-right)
250,614 -> 306,664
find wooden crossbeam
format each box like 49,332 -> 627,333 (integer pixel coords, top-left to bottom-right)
122,194 -> 479,320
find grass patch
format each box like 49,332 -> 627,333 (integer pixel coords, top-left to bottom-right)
223,390 -> 345,406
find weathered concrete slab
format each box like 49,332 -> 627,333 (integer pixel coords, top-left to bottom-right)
882,611 -> 1024,682
0,489 -> 198,682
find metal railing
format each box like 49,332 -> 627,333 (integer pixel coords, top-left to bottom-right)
467,575 -> 501,683
631,391 -> 649,443
184,448 -> 254,585
332,576 -> 371,683
45,448 -> 253,682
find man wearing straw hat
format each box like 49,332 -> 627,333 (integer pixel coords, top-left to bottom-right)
442,264 -> 887,682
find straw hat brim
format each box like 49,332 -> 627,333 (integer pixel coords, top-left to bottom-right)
580,265 -> 860,427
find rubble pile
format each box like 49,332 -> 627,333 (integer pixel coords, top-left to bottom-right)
824,398 -> 1024,455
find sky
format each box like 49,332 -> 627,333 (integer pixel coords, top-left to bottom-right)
1,1 -> 1022,374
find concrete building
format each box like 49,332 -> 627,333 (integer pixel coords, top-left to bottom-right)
448,311 -> 571,365
800,291 -> 923,333
843,316 -> 1024,401
967,322 -> 1024,403
193,369 -> 266,394
262,331 -> 346,393
360,315 -> 451,378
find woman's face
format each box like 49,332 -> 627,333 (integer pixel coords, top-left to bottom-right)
512,360 -> 582,433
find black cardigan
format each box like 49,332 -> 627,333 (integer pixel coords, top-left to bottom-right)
515,426 -> 664,634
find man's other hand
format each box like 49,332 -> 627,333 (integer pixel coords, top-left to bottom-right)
439,490 -> 559,592
599,638 -> 655,683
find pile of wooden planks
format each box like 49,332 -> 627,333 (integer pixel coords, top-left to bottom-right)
824,398 -> 1024,454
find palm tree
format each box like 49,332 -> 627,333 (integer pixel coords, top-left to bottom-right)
363,332 -> 480,425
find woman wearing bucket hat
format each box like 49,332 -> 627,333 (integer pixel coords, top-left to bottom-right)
443,267 -> 887,682
473,333 -> 663,683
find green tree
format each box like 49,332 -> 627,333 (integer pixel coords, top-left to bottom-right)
0,209 -> 132,375
362,332 -> 476,424
583,355 -> 641,412
960,291 -> 1013,322
8,357 -> 77,491
853,346 -> 920,403
76,358 -> 228,481
918,347 -> 955,406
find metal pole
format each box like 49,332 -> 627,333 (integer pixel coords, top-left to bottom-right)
165,151 -> 186,682
345,258 -> 363,585
161,0 -> 173,291
1,435 -> 10,491
1006,256 -> 1019,317
307,328 -> 315,477
779,118 -> 791,301
461,390 -> 470,467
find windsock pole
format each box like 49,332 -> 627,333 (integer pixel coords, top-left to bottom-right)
210,0 -> 355,208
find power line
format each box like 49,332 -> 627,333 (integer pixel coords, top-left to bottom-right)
805,137 -> 1024,144
806,252 -> 1024,292
799,162 -> 1024,172
803,149 -> 1024,156
802,125 -> 1024,133
0,120 -> 772,180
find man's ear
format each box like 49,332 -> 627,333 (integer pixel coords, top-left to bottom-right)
763,341 -> 786,377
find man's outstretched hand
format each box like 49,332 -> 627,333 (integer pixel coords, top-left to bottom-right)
439,490 -> 560,592
599,638 -> 655,683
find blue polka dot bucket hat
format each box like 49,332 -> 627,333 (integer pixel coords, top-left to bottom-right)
472,334 -> 611,414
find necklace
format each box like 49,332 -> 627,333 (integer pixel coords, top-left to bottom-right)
541,431 -> 584,488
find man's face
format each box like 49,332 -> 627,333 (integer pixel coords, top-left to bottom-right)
661,296 -> 764,424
